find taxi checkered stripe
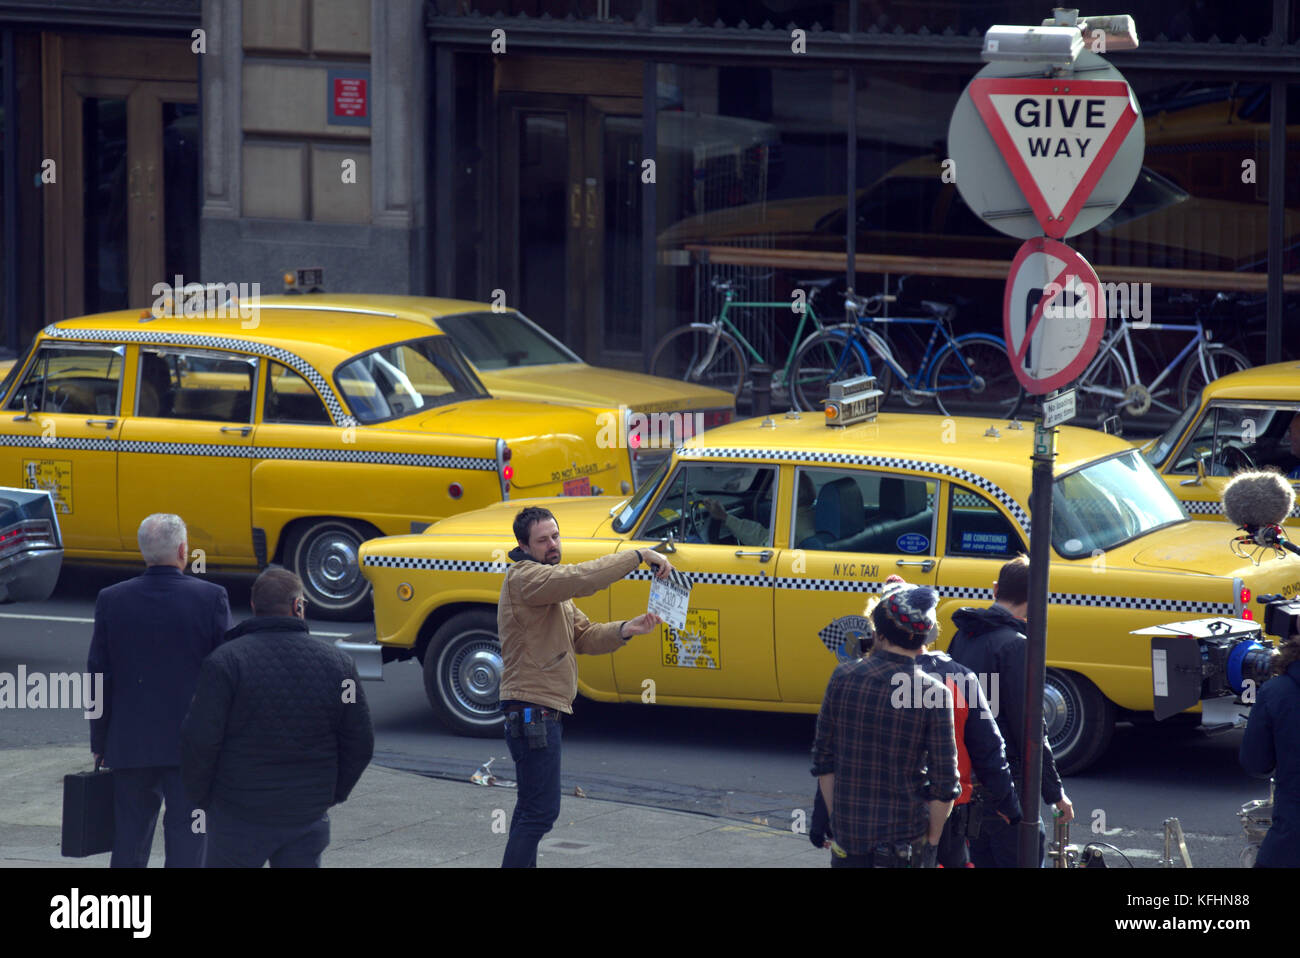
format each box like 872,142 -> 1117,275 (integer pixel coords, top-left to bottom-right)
42,325 -> 359,427
362,556 -> 503,571
1184,499 -> 1300,518
1048,592 -> 1233,615
626,568 -> 772,588
0,434 -> 495,469
358,554 -> 1234,614
680,446 -> 1031,533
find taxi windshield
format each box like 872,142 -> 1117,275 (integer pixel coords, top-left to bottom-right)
336,336 -> 488,423
0,338 -> 35,401
612,458 -> 671,533
1052,450 -> 1187,557
435,311 -> 581,370
1142,391 -> 1201,467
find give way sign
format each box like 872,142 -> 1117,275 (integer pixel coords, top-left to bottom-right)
968,75 -> 1140,238
1003,237 -> 1105,394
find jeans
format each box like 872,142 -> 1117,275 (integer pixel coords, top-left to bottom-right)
968,811 -> 1046,868
111,766 -> 205,868
501,713 -> 563,868
205,806 -> 331,868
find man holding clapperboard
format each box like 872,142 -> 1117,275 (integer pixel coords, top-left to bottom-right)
496,505 -> 680,868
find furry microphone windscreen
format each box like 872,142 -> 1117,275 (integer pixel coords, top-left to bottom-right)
1222,470 -> 1297,529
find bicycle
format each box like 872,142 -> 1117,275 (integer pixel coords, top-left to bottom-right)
1071,315 -> 1249,423
790,291 -> 1022,418
649,276 -> 834,398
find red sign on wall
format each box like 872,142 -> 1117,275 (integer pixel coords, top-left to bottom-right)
333,77 -> 367,119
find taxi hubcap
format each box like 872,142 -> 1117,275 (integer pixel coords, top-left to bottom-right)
446,632 -> 503,714
306,532 -> 361,600
1043,682 -> 1070,742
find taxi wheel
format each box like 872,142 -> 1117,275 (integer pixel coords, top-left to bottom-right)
286,519 -> 375,621
423,611 -> 505,737
1043,669 -> 1115,776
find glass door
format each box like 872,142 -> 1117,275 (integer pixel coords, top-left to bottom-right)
65,78 -> 198,315
499,94 -> 642,364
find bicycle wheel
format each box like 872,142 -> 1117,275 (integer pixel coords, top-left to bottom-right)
790,329 -> 874,412
1178,344 -> 1250,408
929,335 -> 1022,418
1075,348 -> 1131,423
650,324 -> 747,397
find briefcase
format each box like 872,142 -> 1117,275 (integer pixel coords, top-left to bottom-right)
61,763 -> 115,858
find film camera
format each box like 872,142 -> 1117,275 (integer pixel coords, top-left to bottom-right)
1137,594 -> 1300,723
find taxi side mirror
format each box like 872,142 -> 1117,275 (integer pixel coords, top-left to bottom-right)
12,392 -> 32,422
1180,453 -> 1206,487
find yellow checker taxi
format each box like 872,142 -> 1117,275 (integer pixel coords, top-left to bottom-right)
0,302 -> 633,618
257,292 -> 736,486
1140,360 -> 1300,522
357,388 -> 1300,774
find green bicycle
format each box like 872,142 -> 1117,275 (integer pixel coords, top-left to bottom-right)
650,276 -> 833,398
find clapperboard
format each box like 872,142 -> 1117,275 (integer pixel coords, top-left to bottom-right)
647,569 -> 693,632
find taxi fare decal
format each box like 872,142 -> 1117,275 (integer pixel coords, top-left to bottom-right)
22,459 -> 72,514
680,447 -> 1031,533
662,609 -> 720,670
0,436 -> 495,471
42,326 -> 358,427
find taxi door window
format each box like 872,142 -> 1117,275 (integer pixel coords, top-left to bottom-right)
638,463 -> 777,547
137,348 -> 257,423
263,361 -> 331,425
946,487 -> 1023,558
7,344 -> 124,416
1171,406 -> 1285,476
797,467 -> 936,555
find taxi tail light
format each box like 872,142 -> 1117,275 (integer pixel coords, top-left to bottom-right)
1242,609 -> 1254,621
495,440 -> 512,501
1241,587 -> 1252,606
701,409 -> 733,430
0,519 -> 58,558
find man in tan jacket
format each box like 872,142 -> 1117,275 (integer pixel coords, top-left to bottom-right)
498,505 -> 671,867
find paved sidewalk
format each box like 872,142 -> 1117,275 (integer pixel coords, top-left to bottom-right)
0,746 -> 821,868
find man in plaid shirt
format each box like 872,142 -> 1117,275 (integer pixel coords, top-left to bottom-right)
811,583 -> 959,867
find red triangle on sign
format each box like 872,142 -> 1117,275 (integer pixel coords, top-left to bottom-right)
968,78 -> 1138,239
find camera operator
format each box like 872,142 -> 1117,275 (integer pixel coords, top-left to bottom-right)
1239,616 -> 1300,868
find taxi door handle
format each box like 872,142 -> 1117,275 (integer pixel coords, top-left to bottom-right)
735,550 -> 773,562
220,425 -> 252,436
896,559 -> 935,572
85,419 -> 117,428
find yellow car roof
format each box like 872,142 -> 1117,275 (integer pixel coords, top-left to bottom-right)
677,411 -> 1130,494
47,295 -> 496,371
1195,360 -> 1300,402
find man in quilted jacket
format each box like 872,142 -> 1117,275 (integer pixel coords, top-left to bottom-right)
180,567 -> 374,867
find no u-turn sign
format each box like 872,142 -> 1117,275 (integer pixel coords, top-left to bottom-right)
1003,237 -> 1105,394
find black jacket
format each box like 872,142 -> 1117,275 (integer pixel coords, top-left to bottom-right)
1240,661 -> 1300,866
180,616 -> 374,826
916,650 -> 1022,823
88,566 -> 233,767
947,604 -> 1064,805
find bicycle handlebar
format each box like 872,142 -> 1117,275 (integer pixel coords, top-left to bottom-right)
843,292 -> 897,314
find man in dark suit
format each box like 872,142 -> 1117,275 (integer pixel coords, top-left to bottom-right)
88,513 -> 233,868
181,567 -> 373,868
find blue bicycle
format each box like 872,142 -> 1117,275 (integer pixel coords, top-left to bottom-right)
790,291 -> 1022,418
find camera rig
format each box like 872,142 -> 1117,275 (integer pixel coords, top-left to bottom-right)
1135,594 -> 1300,725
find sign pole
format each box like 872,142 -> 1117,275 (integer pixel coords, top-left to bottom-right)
1020,404 -> 1056,868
